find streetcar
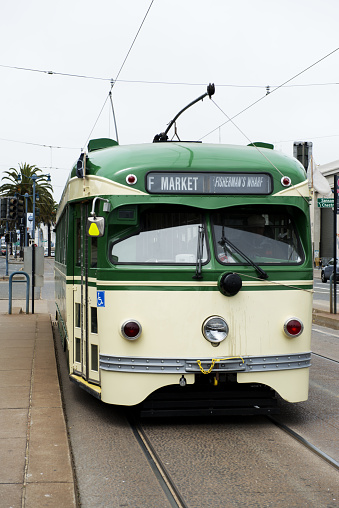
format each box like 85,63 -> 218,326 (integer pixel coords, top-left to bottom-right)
55,88 -> 313,415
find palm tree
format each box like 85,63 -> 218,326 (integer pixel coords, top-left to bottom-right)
0,163 -> 54,252
39,199 -> 58,256
0,163 -> 54,212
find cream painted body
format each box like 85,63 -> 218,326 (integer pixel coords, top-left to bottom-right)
68,281 -> 312,405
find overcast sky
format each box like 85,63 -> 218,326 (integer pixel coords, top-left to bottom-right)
0,0 -> 338,202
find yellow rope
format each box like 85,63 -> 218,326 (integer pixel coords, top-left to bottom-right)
196,356 -> 244,375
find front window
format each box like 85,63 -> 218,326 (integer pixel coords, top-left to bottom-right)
212,208 -> 303,265
110,208 -> 208,265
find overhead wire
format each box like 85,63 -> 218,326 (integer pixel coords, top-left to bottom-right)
0,137 -> 79,150
83,0 -> 155,149
0,63 -> 338,90
210,98 -> 309,205
200,47 -> 339,141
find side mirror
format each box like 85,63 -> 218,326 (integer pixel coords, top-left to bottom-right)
86,216 -> 105,237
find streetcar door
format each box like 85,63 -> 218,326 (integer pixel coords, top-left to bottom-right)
73,203 -> 90,381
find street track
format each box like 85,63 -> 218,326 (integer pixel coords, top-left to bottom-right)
127,409 -> 339,508
267,415 -> 339,471
312,351 -> 339,364
128,415 -> 188,508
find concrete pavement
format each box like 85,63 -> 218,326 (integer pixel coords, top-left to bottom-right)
0,298 -> 77,508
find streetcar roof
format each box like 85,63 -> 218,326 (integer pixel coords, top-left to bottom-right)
71,141 -> 306,184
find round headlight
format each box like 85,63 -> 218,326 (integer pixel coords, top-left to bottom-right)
202,316 -> 229,344
121,320 -> 142,340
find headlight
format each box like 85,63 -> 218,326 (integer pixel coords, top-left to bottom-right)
202,316 -> 229,344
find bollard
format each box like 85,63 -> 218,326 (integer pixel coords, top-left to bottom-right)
8,271 -> 30,314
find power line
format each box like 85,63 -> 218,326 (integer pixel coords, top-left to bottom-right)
83,0 -> 155,148
200,47 -> 339,140
0,62 -> 338,90
0,137 -> 79,150
113,0 -> 155,86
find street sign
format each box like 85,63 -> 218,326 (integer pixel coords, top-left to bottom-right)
317,197 -> 334,208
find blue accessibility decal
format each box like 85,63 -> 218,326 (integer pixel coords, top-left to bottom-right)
97,290 -> 105,307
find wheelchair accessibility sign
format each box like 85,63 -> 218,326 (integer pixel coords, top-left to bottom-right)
97,291 -> 105,307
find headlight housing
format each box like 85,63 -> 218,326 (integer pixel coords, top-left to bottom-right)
202,316 -> 229,345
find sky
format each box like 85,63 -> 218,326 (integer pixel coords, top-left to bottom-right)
0,0 -> 338,202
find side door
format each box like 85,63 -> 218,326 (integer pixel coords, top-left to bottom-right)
73,202 -> 100,384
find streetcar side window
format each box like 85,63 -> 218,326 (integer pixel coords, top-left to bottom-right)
91,307 -> 98,334
91,237 -> 98,268
109,208 -> 208,265
75,303 -> 81,328
76,218 -> 81,266
212,208 -> 304,265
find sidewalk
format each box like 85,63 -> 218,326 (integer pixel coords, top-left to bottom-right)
313,268 -> 339,330
0,299 -> 76,508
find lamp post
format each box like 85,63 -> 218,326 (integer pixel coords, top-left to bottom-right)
17,173 -> 51,314
24,193 -> 30,247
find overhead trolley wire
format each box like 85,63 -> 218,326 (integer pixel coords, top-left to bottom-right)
82,0 -> 155,149
0,63 -> 338,90
200,46 -> 339,141
0,136 -> 79,150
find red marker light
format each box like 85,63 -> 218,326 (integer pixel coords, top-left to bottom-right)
284,318 -> 303,337
126,174 -> 137,185
281,176 -> 291,187
121,320 -> 142,340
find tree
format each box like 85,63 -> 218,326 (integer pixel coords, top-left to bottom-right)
0,162 -> 54,218
0,163 -> 54,252
39,199 -> 58,256
0,163 -> 54,214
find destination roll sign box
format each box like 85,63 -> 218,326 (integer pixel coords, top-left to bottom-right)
146,172 -> 272,195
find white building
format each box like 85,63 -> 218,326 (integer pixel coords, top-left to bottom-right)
312,160 -> 339,265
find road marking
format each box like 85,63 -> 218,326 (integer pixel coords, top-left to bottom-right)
312,327 -> 339,338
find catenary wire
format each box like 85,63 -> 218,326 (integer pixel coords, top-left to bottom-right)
200,47 -> 339,141
210,99 -> 309,205
0,63 -> 338,90
83,0 -> 155,149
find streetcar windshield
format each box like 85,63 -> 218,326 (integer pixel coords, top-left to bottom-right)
212,208 -> 303,265
110,209 -> 208,264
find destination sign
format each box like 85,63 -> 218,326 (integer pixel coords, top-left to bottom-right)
146,172 -> 272,195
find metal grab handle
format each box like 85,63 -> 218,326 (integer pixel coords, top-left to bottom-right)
8,271 -> 30,314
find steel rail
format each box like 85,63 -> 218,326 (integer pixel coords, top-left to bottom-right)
312,352 -> 339,365
267,416 -> 339,471
128,415 -> 188,508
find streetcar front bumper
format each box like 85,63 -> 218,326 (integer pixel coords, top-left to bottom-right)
99,352 -> 311,374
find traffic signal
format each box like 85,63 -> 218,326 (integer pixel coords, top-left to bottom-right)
5,233 -> 10,243
293,142 -> 313,170
0,198 -> 8,219
8,197 -> 17,220
17,197 -> 24,218
36,207 -> 40,217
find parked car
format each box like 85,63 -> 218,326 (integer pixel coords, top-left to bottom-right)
321,258 -> 339,283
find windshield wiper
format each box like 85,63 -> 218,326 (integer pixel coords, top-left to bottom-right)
219,226 -> 268,280
193,225 -> 205,280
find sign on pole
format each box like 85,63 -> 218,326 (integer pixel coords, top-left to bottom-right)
317,197 -> 334,208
